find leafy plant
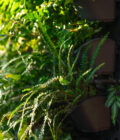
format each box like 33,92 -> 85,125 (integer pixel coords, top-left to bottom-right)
105,85 -> 120,125
0,0 -> 106,139
0,32 -> 106,140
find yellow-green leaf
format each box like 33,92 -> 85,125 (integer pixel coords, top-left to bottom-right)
59,76 -> 70,86
6,74 -> 21,80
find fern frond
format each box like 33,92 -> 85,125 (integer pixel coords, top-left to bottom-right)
37,17 -> 57,56
90,34 -> 108,68
86,63 -> 105,82
80,45 -> 91,71
76,69 -> 91,89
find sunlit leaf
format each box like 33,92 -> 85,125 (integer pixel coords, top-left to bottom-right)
8,102 -> 24,124
59,76 -> 70,86
6,74 -> 21,80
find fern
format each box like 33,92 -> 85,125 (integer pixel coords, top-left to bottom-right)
86,63 -> 105,83
90,34 -> 108,68
75,69 -> 91,90
37,16 -> 57,56
0,1 -> 105,139
80,45 -> 91,71
105,86 -> 120,125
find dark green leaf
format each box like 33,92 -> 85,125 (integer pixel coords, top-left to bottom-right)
111,103 -> 118,125
105,96 -> 115,108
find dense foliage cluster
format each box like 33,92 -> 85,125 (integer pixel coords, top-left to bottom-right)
0,0 -> 102,139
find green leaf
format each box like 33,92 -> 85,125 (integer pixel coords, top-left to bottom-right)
6,74 -> 21,81
76,69 -> 91,88
107,90 -> 116,100
59,76 -> 70,86
105,96 -> 115,108
116,96 -> 120,102
22,88 -> 32,92
111,102 -> 118,125
86,63 -> 104,82
8,102 -> 24,124
116,96 -> 120,107
106,90 -> 116,105
72,94 -> 81,104
90,34 -> 108,68
116,101 -> 120,108
108,86 -> 116,92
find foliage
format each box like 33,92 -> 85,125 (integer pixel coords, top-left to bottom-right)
105,85 -> 120,125
0,0 -> 105,139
